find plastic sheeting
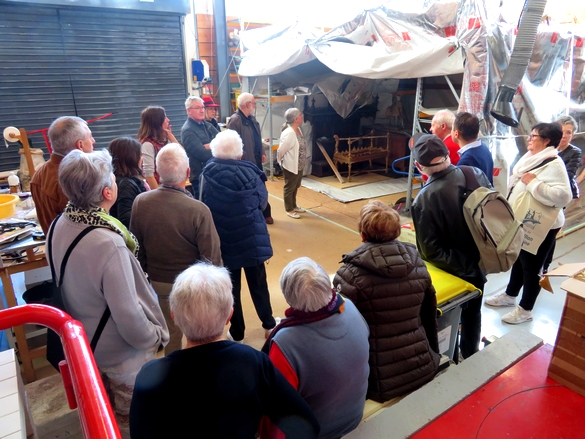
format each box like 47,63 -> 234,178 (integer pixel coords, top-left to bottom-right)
239,1 -> 465,79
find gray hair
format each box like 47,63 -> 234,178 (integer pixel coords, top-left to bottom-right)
49,116 -> 90,155
170,262 -> 234,344
210,129 -> 243,160
432,109 -> 455,128
555,115 -> 578,132
156,143 -> 189,185
185,95 -> 204,110
281,108 -> 302,132
418,156 -> 451,176
280,257 -> 332,312
237,92 -> 254,108
59,149 -> 113,210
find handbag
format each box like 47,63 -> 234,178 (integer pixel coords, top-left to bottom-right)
511,190 -> 559,255
45,215 -> 110,371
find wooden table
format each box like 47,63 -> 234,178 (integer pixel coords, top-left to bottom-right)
1,236 -> 47,383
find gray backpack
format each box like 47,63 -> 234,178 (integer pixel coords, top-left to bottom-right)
461,166 -> 524,274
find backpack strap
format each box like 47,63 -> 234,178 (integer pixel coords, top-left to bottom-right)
460,165 -> 480,195
47,216 -> 109,352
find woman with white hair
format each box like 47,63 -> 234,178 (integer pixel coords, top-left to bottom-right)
200,130 -> 277,343
130,262 -> 319,439
48,149 -> 168,437
277,108 -> 307,219
262,257 -> 369,439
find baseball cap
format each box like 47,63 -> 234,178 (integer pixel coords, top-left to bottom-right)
202,96 -> 220,107
412,134 -> 449,167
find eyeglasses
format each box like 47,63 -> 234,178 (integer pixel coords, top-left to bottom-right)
189,106 -> 204,111
528,134 -> 542,140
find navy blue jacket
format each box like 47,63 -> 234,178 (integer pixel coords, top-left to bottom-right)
200,158 -> 272,268
457,142 -> 494,184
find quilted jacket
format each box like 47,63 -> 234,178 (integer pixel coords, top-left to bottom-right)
200,157 -> 272,268
333,240 -> 441,402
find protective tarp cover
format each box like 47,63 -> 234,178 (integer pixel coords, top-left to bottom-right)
238,0 -> 465,79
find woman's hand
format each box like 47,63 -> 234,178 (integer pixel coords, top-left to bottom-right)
521,172 -> 536,185
165,126 -> 178,144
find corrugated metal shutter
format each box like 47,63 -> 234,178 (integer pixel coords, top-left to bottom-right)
0,2 -> 186,172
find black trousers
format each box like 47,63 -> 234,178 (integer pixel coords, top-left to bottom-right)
459,274 -> 485,359
506,227 -> 560,311
227,263 -> 276,341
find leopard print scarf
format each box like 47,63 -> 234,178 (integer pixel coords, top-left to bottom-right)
64,203 -> 139,256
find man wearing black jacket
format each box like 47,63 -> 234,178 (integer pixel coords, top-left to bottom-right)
411,134 -> 492,360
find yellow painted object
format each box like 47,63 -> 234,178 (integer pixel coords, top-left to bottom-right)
0,194 -> 18,219
425,262 -> 480,312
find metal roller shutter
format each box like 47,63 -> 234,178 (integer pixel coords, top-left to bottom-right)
0,2 -> 187,172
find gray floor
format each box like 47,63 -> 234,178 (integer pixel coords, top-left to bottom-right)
480,225 -> 585,346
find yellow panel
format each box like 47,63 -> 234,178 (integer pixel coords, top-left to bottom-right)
426,262 -> 479,306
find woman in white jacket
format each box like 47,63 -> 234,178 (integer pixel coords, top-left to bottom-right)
485,122 -> 572,324
277,108 -> 307,219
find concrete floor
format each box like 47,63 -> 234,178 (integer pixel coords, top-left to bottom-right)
240,176 -> 585,351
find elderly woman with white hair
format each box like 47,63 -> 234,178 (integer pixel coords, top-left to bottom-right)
130,262 -> 319,439
48,149 -> 168,437
262,257 -> 369,439
200,129 -> 277,343
277,108 -> 307,219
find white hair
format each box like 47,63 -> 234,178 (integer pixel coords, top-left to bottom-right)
418,156 -> 451,176
210,129 -> 243,160
280,257 -> 332,312
49,116 -> 90,155
59,149 -> 113,210
170,263 -> 234,344
237,92 -> 254,108
156,143 -> 189,185
185,95 -> 203,110
432,109 -> 456,128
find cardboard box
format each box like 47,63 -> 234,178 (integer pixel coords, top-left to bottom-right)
545,263 -> 585,398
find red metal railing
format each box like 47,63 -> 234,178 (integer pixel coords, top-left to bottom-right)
0,304 -> 121,438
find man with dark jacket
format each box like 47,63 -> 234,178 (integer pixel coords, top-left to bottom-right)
131,144 -> 222,354
452,112 -> 494,184
181,96 -> 218,198
411,134 -> 492,360
200,129 -> 277,343
227,92 -> 273,224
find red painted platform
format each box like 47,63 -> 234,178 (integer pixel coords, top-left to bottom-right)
411,344 -> 585,439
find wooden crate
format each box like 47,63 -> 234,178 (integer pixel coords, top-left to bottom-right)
548,289 -> 585,398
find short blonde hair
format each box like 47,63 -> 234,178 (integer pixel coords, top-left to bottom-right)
358,200 -> 401,243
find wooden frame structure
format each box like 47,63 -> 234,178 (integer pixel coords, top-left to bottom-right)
331,131 -> 392,182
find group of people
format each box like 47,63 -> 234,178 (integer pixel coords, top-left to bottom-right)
415,110 -> 580,359
27,101 -> 581,437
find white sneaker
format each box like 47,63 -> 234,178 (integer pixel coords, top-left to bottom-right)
286,211 -> 301,219
502,305 -> 533,324
485,293 -> 516,307
293,207 -> 306,213
226,331 -> 243,344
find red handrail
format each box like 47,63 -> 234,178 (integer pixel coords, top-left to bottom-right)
0,304 -> 121,439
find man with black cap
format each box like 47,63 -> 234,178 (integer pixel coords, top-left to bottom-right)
411,134 -> 491,361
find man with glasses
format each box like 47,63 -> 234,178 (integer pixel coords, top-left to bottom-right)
31,116 -> 95,234
181,96 -> 219,198
452,112 -> 494,184
227,92 -> 273,224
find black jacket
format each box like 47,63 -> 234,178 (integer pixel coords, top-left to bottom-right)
412,165 -> 491,283
180,118 -> 218,183
333,240 -> 440,402
110,176 -> 146,229
558,144 -> 582,199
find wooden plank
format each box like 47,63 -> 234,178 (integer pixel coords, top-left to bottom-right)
316,140 -> 345,184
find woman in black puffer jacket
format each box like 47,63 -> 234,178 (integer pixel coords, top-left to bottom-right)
333,201 -> 440,402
